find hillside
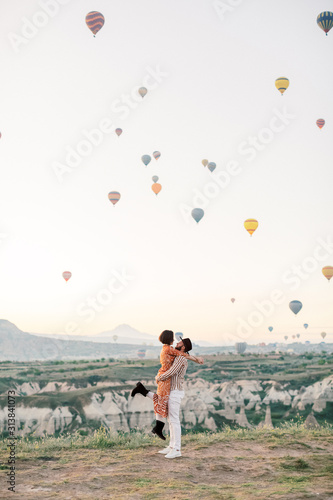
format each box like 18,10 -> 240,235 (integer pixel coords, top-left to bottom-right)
0,425 -> 332,499
0,353 -> 332,438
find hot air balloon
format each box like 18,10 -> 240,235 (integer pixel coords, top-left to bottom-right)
108,191 -> 121,206
322,266 -> 333,281
191,208 -> 204,223
235,342 -> 247,354
85,11 -> 105,36
304,324 -> 308,329
289,300 -> 302,315
62,271 -> 72,282
202,159 -> 208,167
244,219 -> 258,236
292,335 -> 296,339
175,332 -> 183,341
321,332 -> 327,339
138,87 -> 147,98
152,176 -> 159,183
316,119 -> 325,129
207,162 -> 216,172
152,183 -> 162,195
268,326 -> 273,332
317,12 -> 333,35
275,77 -> 289,95
115,128 -> 122,136
141,155 -> 151,166
153,151 -> 161,160
296,334 -> 300,339
231,298 -> 235,303
284,336 -> 288,341
113,335 -> 118,343
137,349 -> 146,359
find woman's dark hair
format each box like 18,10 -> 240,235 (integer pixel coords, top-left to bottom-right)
159,330 -> 174,345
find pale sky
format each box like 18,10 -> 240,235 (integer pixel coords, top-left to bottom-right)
0,0 -> 332,345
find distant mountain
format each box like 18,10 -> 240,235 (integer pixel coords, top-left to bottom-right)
0,320 -> 160,362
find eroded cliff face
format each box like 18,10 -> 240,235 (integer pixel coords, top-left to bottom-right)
0,376 -> 332,436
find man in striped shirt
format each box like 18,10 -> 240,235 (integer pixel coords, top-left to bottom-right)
156,337 -> 203,459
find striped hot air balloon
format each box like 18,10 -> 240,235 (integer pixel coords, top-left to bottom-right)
152,176 -> 159,183
108,191 -> 121,206
244,219 -> 258,236
207,162 -> 216,172
85,12 -> 105,36
115,128 -> 122,136
62,271 -> 72,282
138,87 -> 148,98
322,266 -> 333,281
317,12 -> 333,35
275,77 -> 289,95
152,183 -> 162,195
153,151 -> 161,160
316,119 -> 325,129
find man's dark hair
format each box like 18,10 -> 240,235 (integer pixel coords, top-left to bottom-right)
159,330 -> 174,345
182,338 -> 192,353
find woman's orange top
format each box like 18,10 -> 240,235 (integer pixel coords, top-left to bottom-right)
158,344 -> 188,375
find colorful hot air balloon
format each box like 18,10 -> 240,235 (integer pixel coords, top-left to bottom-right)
284,336 -> 288,341
231,298 -> 235,303
304,323 -> 308,329
289,300 -> 302,315
153,151 -> 161,160
62,271 -> 72,282
322,266 -> 333,281
275,77 -> 289,95
137,349 -> 146,359
321,332 -> 327,339
152,183 -> 162,195
85,11 -> 105,36
268,326 -> 273,332
115,128 -> 122,136
207,162 -> 216,172
316,119 -> 325,129
202,159 -> 208,167
192,208 -> 204,223
244,219 -> 258,236
317,12 -> 333,35
108,191 -> 121,206
292,335 -> 296,339
152,175 -> 159,183
138,87 -> 147,98
141,155 -> 151,166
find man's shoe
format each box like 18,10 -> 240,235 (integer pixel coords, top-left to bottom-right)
165,449 -> 181,459
152,421 -> 166,440
131,382 -> 149,397
158,446 -> 173,454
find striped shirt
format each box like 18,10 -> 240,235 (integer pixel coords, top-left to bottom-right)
157,354 -> 200,391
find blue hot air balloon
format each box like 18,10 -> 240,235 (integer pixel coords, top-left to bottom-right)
141,155 -> 151,166
175,332 -> 183,341
191,208 -> 204,223
317,12 -> 333,35
268,326 -> 273,332
289,300 -> 302,315
207,162 -> 216,172
303,323 -> 308,329
152,176 -> 159,183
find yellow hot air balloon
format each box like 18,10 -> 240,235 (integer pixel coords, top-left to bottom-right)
202,159 -> 208,167
244,219 -> 258,236
275,77 -> 289,95
322,266 -> 333,281
152,183 -> 162,195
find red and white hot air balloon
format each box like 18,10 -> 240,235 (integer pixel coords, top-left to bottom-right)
316,119 -> 325,129
62,271 -> 72,282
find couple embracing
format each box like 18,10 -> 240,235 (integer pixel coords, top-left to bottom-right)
131,330 -> 204,459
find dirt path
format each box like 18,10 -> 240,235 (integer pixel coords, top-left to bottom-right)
2,436 -> 333,499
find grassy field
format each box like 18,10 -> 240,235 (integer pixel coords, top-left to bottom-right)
0,424 -> 332,499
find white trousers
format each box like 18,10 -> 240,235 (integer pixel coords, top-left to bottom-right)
167,390 -> 184,451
